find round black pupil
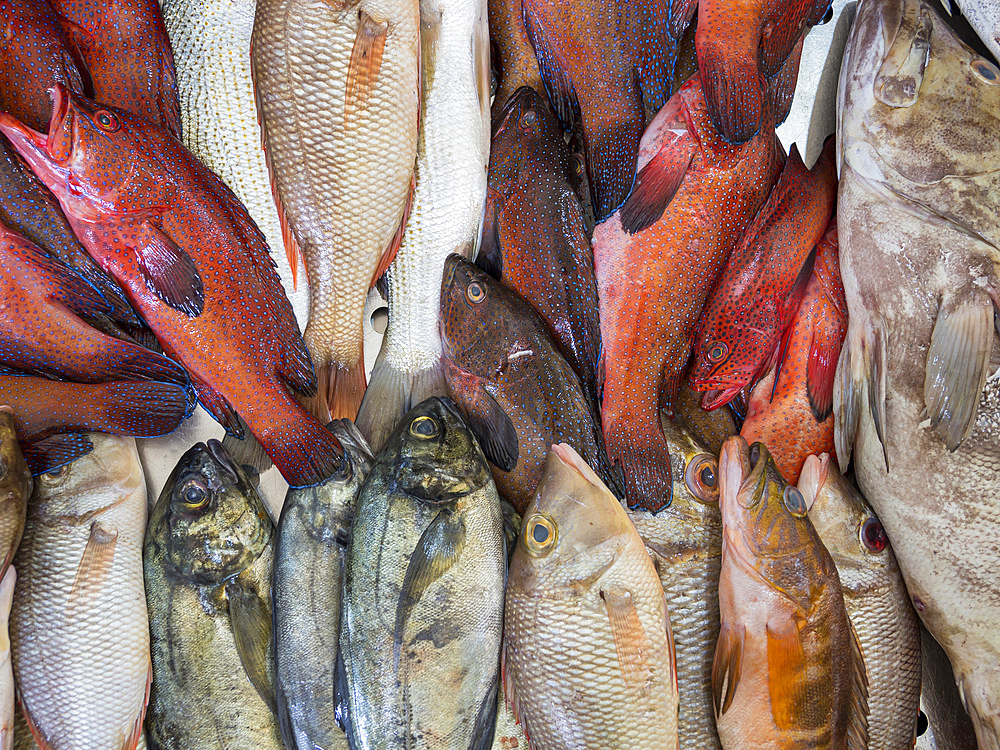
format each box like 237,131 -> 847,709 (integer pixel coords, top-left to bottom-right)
699,464 -> 716,488
185,486 -> 204,504
470,284 -> 481,298
532,523 -> 549,543
99,114 -> 111,125
415,419 -> 435,435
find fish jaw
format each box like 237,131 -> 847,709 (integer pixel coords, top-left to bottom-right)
698,384 -> 747,411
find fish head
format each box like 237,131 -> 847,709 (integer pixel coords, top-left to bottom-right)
150,439 -> 273,585
491,87 -> 569,188
513,444 -> 634,591
0,85 -> 140,220
689,320 -> 761,411
662,418 -> 721,517
385,397 -> 492,503
31,433 -> 141,515
0,409 -> 30,519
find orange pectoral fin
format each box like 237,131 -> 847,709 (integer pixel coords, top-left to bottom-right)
765,617 -> 808,730
130,221 -> 204,317
711,620 -> 745,716
346,12 -> 388,124
601,587 -> 654,694
67,521 -> 118,618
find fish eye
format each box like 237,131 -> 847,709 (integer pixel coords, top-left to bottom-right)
520,110 -> 537,129
860,517 -> 888,553
94,110 -> 120,132
523,513 -> 556,556
707,341 -> 729,364
39,463 -> 69,484
466,282 -> 486,304
409,416 -> 439,439
972,59 -> 1000,84
179,479 -> 209,510
684,454 -> 719,503
782,485 -> 807,517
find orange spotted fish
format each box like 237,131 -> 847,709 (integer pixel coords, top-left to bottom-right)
741,220 -> 845,484
50,0 -> 182,135
0,86 -> 344,487
689,137 -> 836,410
592,74 -> 781,512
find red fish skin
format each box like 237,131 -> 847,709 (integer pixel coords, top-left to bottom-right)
740,219 -> 845,484
593,75 -> 782,513
695,0 -> 831,143
688,136 -> 837,410
49,0 -> 181,136
0,87 -> 344,488
521,0 -> 644,222
0,221 -> 187,385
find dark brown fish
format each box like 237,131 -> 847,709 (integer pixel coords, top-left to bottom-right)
480,87 -> 601,410
439,254 -> 618,513
489,0 -> 543,116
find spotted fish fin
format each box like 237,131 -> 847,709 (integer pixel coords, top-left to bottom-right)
924,292 -> 995,451
345,12 -> 388,123
766,616 -> 809,730
226,576 -> 275,712
191,375 -> 243,437
846,617 -> 870,750
67,521 -> 118,618
477,189 -> 504,280
711,620 -> 745,716
667,0 -> 698,43
696,14 -> 764,143
766,36 -> 805,126
522,7 -> 579,131
602,587 -> 655,694
21,433 -> 93,476
806,306 -> 845,422
834,319 -> 887,471
619,124 -> 696,234
447,368 -> 518,472
131,221 -> 204,317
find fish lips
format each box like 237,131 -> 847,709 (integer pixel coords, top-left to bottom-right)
0,85 -> 74,186
698,384 -> 746,411
394,457 -> 487,503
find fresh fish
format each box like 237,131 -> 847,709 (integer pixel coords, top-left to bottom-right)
251,0 -> 419,421
0,410 -> 29,582
0,567 -> 12,750
0,88 -> 345,488
0,222 -> 187,385
741,220 -> 843,483
0,374 -> 191,474
488,0 -> 542,115
49,0 -> 181,135
835,0 -> 1000,740
713,437 -> 868,748
695,0 -> 831,142
618,0 -> 691,120
628,419 -> 722,749
339,397 -> 505,749
673,384 -> 739,457
144,440 -> 282,750
689,138 -> 837,410
480,87 -> 601,409
161,0 -> 288,308
490,697 -> 528,749
439,255 -> 617,513
503,443 -> 679,748
521,0 -> 642,221
799,453 -> 922,749
355,0 -> 490,452
592,75 -> 782,512
274,420 -> 372,750
12,434 -> 150,750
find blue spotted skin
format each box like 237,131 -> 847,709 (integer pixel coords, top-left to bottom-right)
0,221 -> 189,385
439,254 -> 619,513
617,0 -> 692,121
0,87 -> 344,488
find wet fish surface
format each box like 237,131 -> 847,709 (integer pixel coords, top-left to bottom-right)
0,411 -> 30,583
0,567 -> 13,750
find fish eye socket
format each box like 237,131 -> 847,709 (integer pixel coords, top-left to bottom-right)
860,517 -> 888,553
782,485 -> 807,517
707,341 -> 729,364
466,282 -> 486,304
409,416 -> 439,439
40,463 -> 69,484
972,59 -> 1000,83
520,110 -> 537,129
684,454 -> 719,503
95,110 -> 120,132
179,479 -> 209,510
523,513 -> 556,556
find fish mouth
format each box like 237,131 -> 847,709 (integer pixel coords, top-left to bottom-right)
0,85 -> 73,184
699,385 -> 745,411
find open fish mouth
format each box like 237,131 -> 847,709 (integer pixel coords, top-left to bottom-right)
699,385 -> 745,411
0,84 -> 75,191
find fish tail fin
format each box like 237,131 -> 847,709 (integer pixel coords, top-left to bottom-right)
323,357 -> 367,422
356,352 -> 446,454
833,319 -> 887,472
603,411 -> 674,513
247,401 -> 346,488
695,19 -> 764,143
221,415 -> 275,477
99,381 -> 193,438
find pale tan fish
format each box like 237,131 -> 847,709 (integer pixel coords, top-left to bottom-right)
0,410 -> 30,582
800,454 -> 922,749
11,435 -> 150,750
0,567 -> 13,750
355,0 -> 491,451
503,443 -> 679,749
835,0 -> 1000,742
252,0 -> 420,422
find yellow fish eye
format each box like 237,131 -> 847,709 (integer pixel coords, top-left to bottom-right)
523,513 -> 556,556
179,479 -> 210,510
466,282 -> 487,304
707,341 -> 729,364
409,416 -> 439,439
782,485 -> 808,517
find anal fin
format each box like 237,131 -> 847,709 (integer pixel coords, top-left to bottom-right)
192,377 -> 243,437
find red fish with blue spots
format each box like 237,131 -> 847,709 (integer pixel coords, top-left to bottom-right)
0,86 -> 345,487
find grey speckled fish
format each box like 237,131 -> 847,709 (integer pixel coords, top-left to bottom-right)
835,0 -> 1000,742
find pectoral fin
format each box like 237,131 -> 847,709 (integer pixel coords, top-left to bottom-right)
711,620 -> 745,716
225,577 -> 275,712
834,320 -> 887,471
765,617 -> 808,730
67,521 -> 118,616
620,130 -> 695,235
522,7 -> 579,131
132,221 -> 204,317
449,370 -> 518,471
875,3 -> 931,108
601,587 -> 654,693
346,12 -> 388,122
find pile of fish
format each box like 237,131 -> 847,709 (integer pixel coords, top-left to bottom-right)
0,0 -> 997,743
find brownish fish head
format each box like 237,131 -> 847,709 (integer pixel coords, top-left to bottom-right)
491,87 -> 566,189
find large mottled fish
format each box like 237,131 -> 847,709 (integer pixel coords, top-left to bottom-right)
440,255 -> 617,513
799,454 -> 922,749
520,0 -> 642,221
251,0 -> 420,421
274,421 -> 372,750
835,0 -> 1000,741
592,75 -> 781,512
741,220 -> 844,483
628,419 -> 722,749
0,222 -> 186,385
488,0 -> 542,115
695,0 -> 831,142
49,0 -> 181,135
0,88 -> 345,488
953,0 -> 1000,62
618,0 -> 692,120
339,397 -> 505,750
0,411 -> 30,582
144,440 -> 282,750
481,87 -> 601,409
503,443 -> 679,748
689,139 -> 837,410
714,437 -> 868,748
12,434 -> 150,750
355,0 -> 490,452
0,567 -> 13,750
